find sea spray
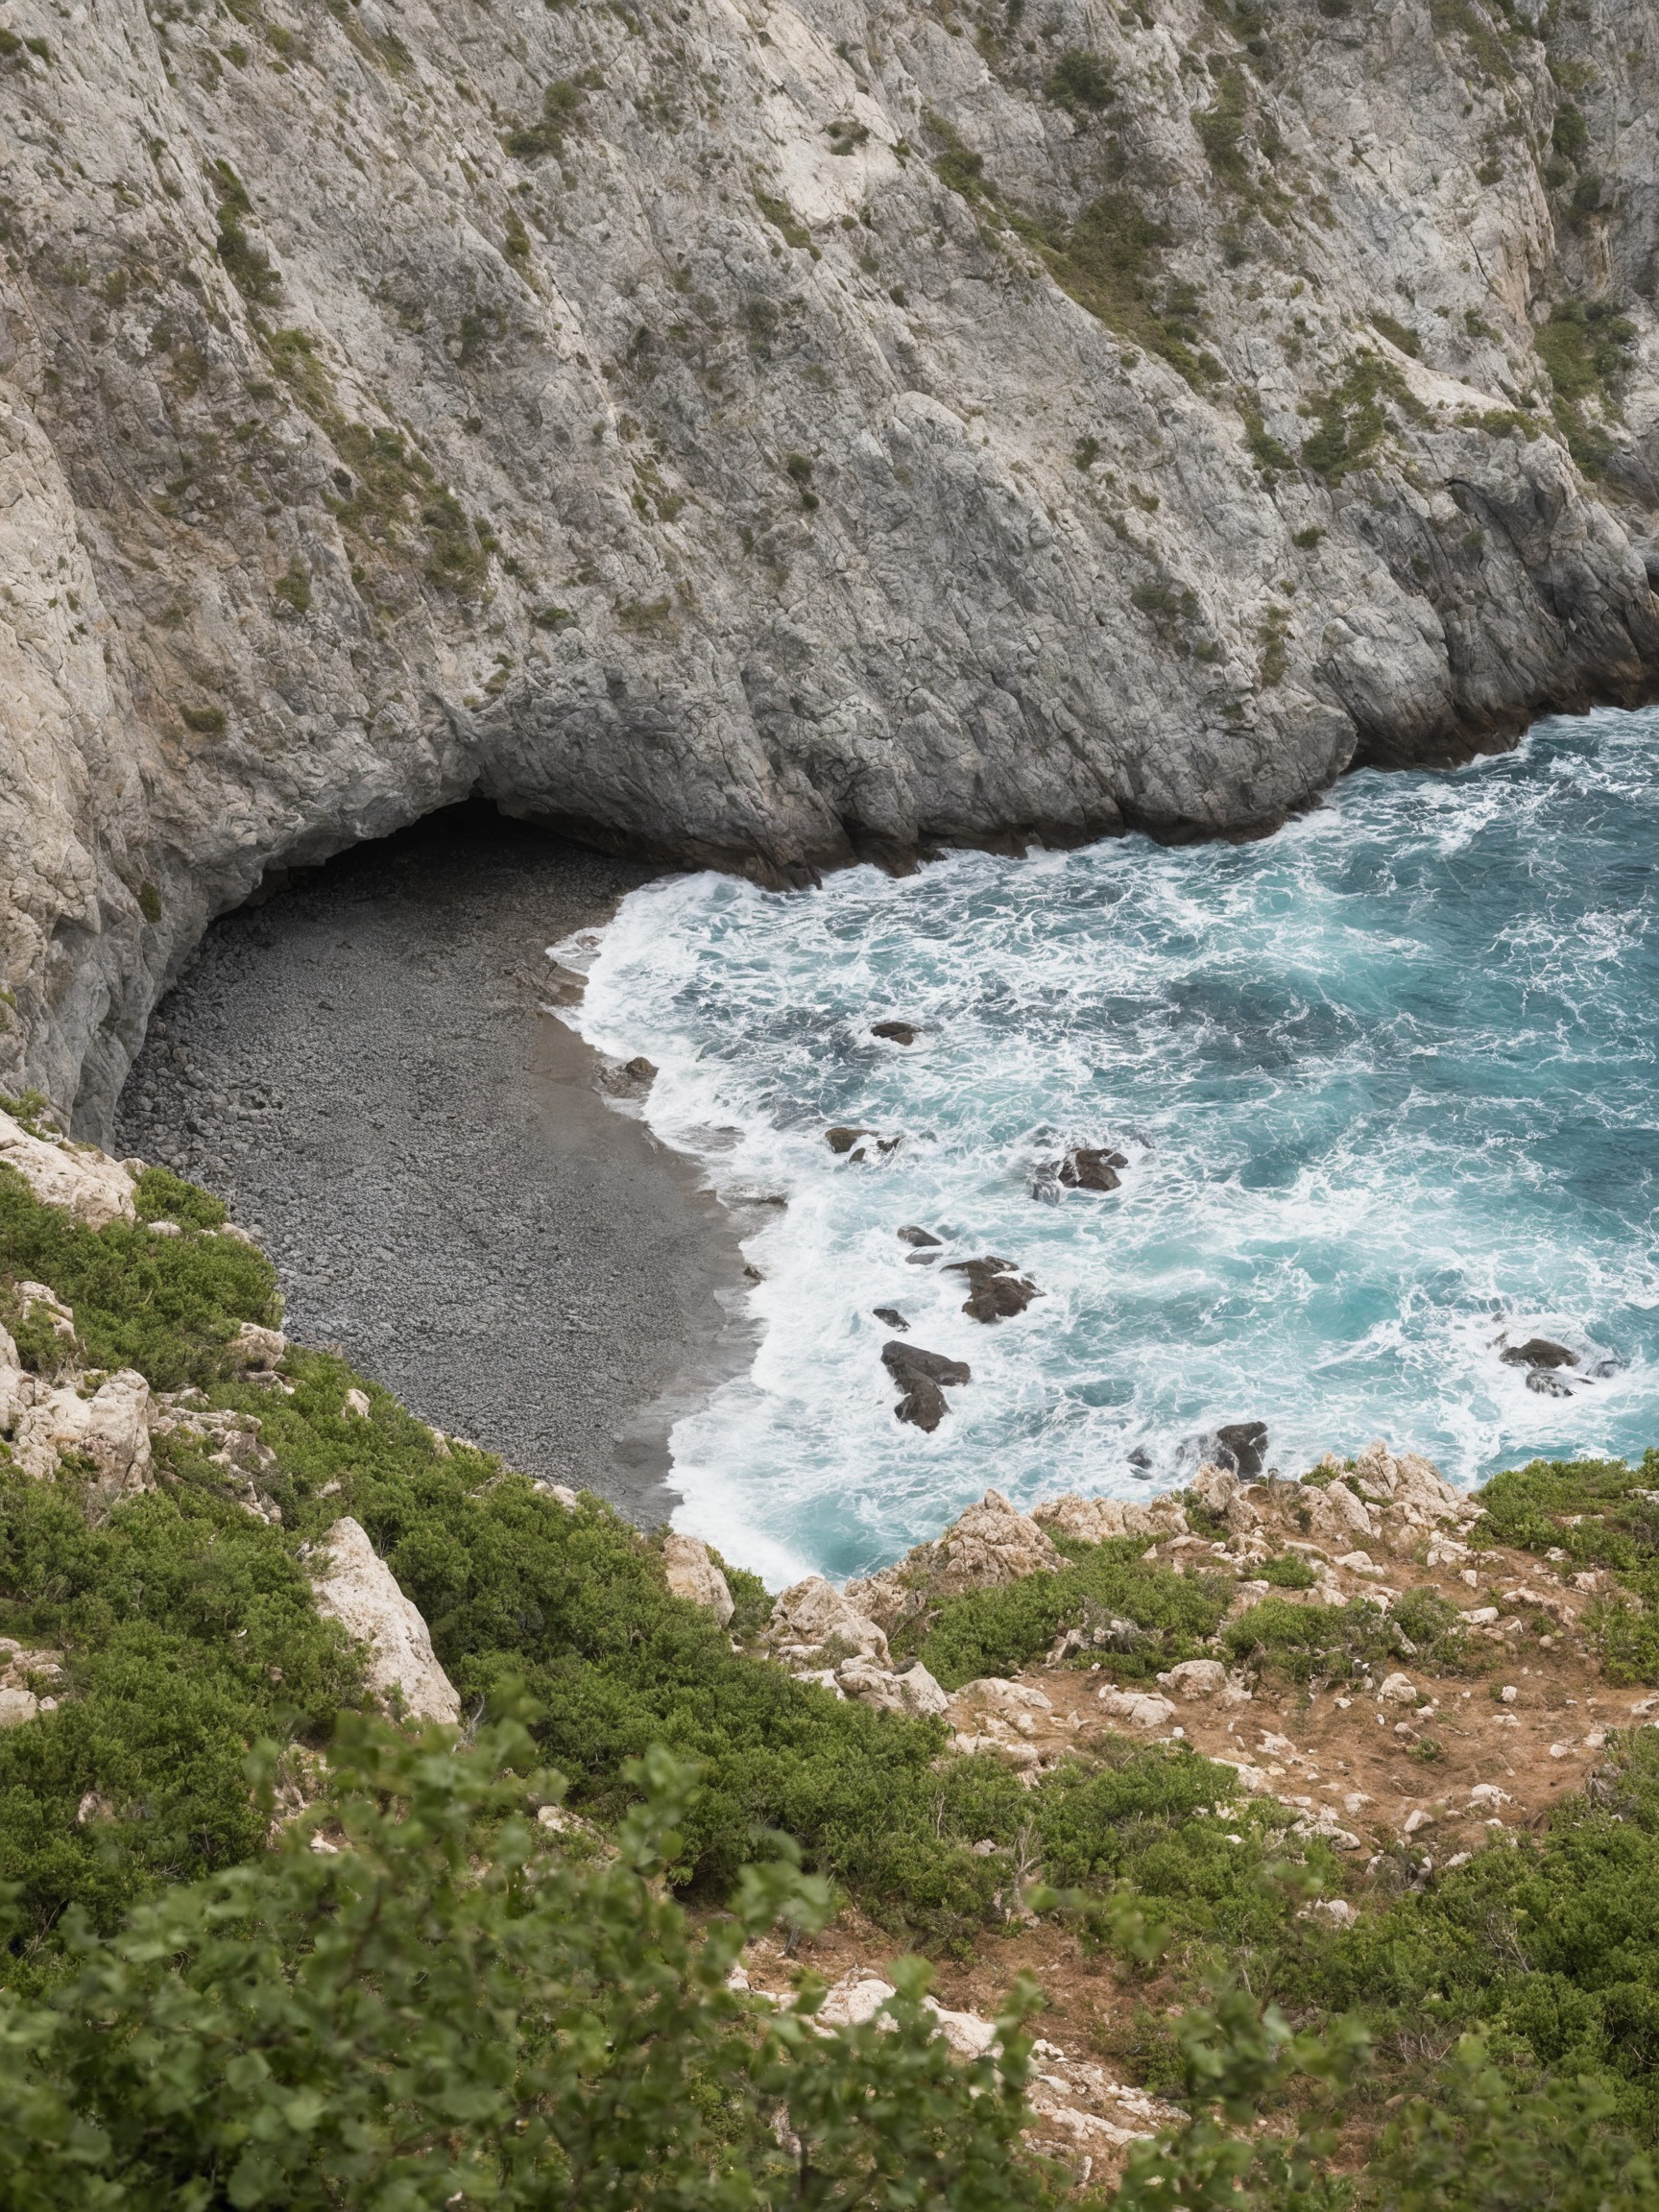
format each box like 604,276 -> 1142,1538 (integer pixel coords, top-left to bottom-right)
559,707 -> 1659,1587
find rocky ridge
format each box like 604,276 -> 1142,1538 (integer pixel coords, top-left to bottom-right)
2,0 -> 1658,1129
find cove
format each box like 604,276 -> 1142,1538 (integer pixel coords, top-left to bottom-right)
567,706 -> 1659,1589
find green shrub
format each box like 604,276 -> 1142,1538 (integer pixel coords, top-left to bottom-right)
1046,49 -> 1116,114
0,1164 -> 276,1390
0,1720 -> 1064,2209
1259,1552 -> 1317,1590
1225,1589 -> 1469,1688
902,1538 -> 1229,1689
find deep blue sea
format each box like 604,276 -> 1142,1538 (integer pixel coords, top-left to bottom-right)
561,707 -> 1659,1588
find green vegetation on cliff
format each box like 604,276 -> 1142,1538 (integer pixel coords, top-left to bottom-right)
9,1157 -> 1659,2202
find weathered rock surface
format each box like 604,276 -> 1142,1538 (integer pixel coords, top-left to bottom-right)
661,1531 -> 735,1626
767,1573 -> 892,1667
0,1109 -> 135,1228
4,0 -> 1659,1131
1031,1491 -> 1190,1544
847,1486 -> 1062,1631
307,1516 -> 462,1724
11,1368 -> 155,1501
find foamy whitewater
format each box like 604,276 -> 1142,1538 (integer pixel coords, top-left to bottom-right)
558,707 -> 1659,1587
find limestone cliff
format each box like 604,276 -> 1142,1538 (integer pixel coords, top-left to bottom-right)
1,0 -> 1657,1129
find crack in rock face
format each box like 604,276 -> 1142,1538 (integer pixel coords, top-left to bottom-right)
2,0 -> 1658,1127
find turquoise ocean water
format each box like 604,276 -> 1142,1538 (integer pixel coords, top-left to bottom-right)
560,707 -> 1659,1588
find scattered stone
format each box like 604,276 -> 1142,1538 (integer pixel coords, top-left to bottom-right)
946,1255 -> 1040,1323
306,1517 -> 462,1723
661,1533 -> 734,1626
1157,1659 -> 1229,1699
827,1126 -> 874,1154
871,1021 -> 919,1045
0,1687 -> 39,1728
881,1339 -> 972,1431
1378,1671 -> 1418,1703
1057,1146 -> 1127,1191
1098,1686 -> 1178,1729
897,1225 -> 942,1247
342,1387 -> 372,1418
1501,1337 -> 1577,1370
872,1307 -> 908,1331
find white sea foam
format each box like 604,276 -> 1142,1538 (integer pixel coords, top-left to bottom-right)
562,707 -> 1659,1584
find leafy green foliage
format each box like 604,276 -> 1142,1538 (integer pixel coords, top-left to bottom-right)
1371,312 -> 1421,358
504,77 -> 588,160
0,1456 -> 361,1980
1259,1552 -> 1317,1590
899,1537 -> 1230,1690
1474,1453 -> 1659,1681
1225,1590 -> 1470,1689
1028,194 -> 1220,389
1046,49 -> 1116,115
209,158 -> 279,305
1535,302 -> 1635,474
0,1720 -> 1063,2210
0,1164 -> 277,1391
1301,353 -> 1428,481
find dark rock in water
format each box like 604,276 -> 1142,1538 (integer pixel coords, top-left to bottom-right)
946,1255 -> 1040,1324
1058,1146 -> 1128,1191
1527,1368 -> 1574,1398
904,1251 -> 939,1265
1127,1446 -> 1154,1477
1214,1420 -> 1269,1480
1029,1163 -> 1062,1205
1501,1337 -> 1578,1371
882,1339 -> 972,1431
876,1135 -> 903,1155
827,1126 -> 874,1154
898,1225 -> 942,1247
598,1054 -> 659,1098
873,1307 -> 908,1331
1588,1357 -> 1625,1379
872,1020 -> 920,1045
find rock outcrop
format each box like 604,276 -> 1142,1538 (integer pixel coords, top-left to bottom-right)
0,1109 -> 135,1228
848,1487 -> 1063,1633
661,1532 -> 735,1626
306,1516 -> 462,1724
3,0 -> 1658,1131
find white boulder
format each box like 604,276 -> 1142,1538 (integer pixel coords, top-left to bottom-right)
308,1517 -> 462,1723
11,1368 -> 154,1497
767,1575 -> 890,1666
661,1533 -> 735,1625
1033,1492 -> 1190,1544
0,1111 -> 136,1229
1097,1687 -> 1178,1729
1378,1671 -> 1419,1704
1157,1659 -> 1228,1700
230,1322 -> 287,1373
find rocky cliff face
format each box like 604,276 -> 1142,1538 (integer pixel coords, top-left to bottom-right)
2,0 -> 1657,1128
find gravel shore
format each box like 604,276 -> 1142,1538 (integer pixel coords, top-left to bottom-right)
112,806 -> 750,1524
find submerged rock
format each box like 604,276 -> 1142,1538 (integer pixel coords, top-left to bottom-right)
872,1307 -> 908,1331
897,1225 -> 942,1247
880,1339 -> 972,1431
826,1126 -> 874,1155
946,1255 -> 1040,1323
1058,1147 -> 1128,1191
1502,1338 -> 1577,1370
871,1021 -> 920,1046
